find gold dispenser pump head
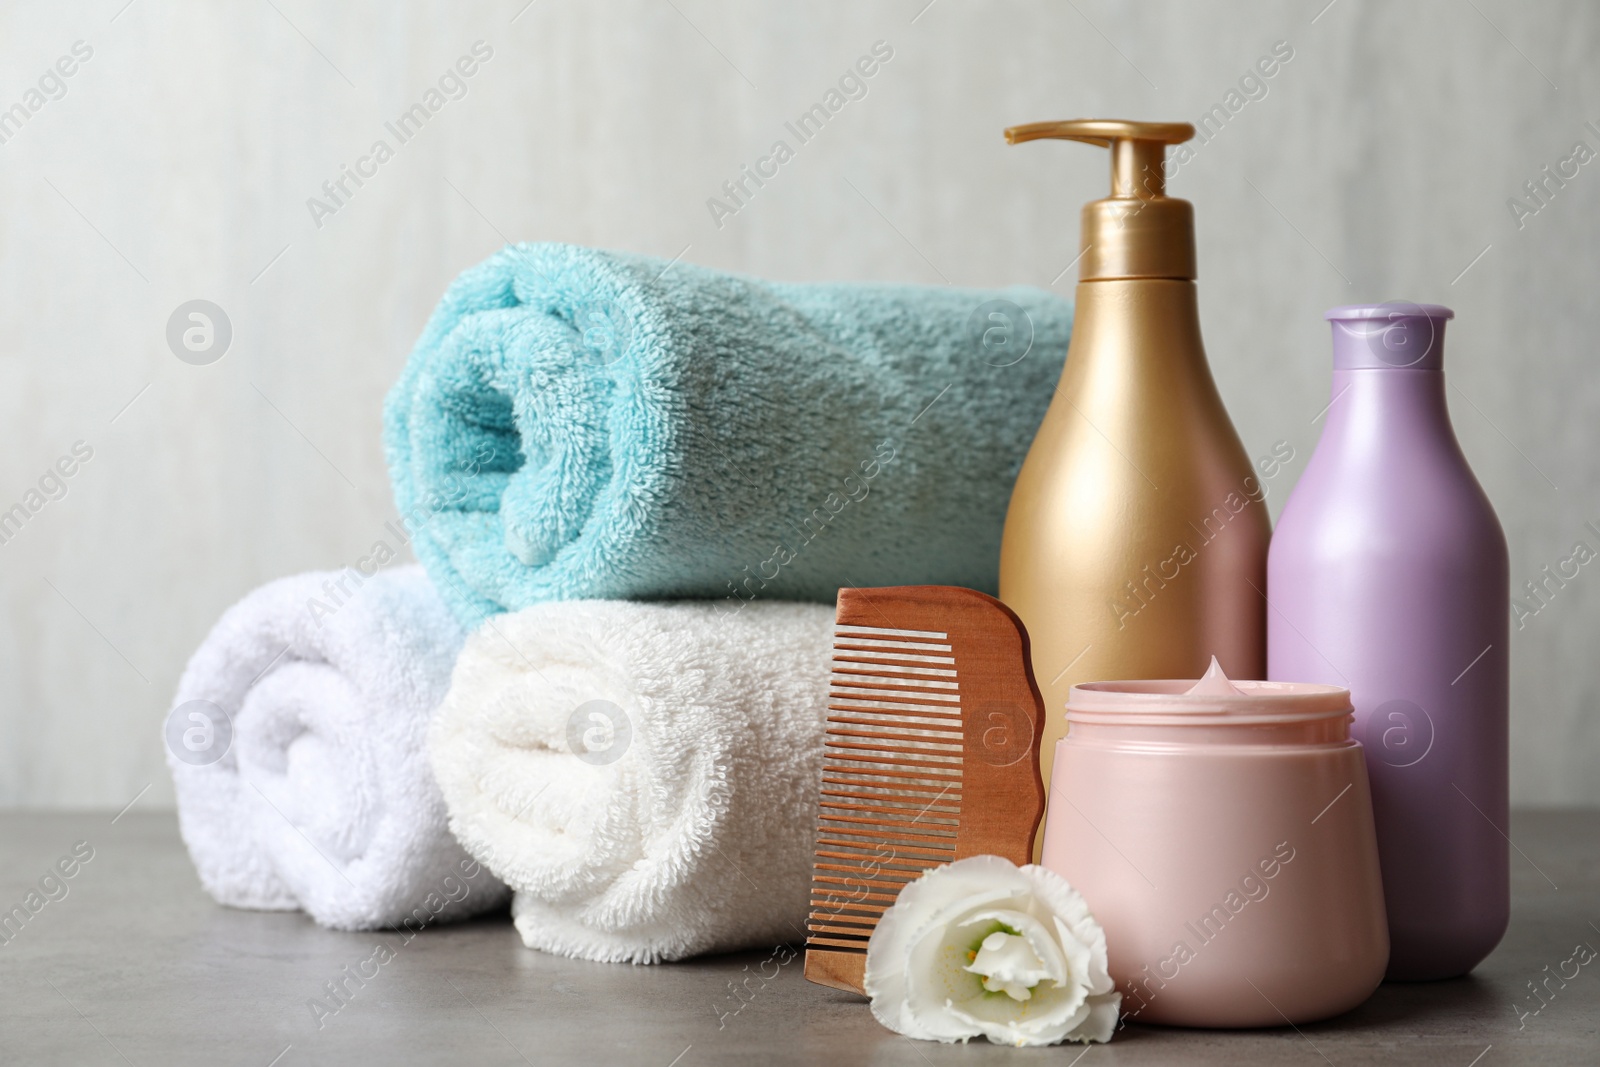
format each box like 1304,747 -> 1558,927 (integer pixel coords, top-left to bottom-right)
1005,119 -> 1197,282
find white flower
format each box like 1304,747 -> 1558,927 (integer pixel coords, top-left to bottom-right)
864,855 -> 1121,1047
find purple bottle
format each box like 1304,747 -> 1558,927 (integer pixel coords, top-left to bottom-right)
1268,303 -> 1508,981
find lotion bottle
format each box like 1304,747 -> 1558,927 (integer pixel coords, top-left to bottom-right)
999,121 -> 1270,853
1268,304 -> 1509,980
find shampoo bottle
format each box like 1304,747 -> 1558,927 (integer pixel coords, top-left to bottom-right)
999,120 -> 1271,849
1268,304 -> 1508,980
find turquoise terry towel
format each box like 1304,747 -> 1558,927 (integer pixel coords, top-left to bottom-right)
383,243 -> 1070,624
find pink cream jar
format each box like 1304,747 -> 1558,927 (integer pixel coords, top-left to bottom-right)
1040,661 -> 1389,1028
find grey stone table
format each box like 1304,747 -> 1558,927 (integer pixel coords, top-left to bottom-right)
0,811 -> 1595,1066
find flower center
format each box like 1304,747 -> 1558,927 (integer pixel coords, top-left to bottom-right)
964,928 -> 1054,1002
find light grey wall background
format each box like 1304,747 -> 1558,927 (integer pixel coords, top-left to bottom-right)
1,0 -> 1594,809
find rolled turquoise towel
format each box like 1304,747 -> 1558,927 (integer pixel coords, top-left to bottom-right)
383,243 -> 1069,624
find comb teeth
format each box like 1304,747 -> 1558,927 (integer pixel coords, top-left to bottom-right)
808,623 -> 963,956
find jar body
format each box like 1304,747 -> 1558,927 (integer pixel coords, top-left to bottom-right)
1041,728 -> 1388,1027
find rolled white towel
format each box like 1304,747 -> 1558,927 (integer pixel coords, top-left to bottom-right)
166,565 -> 509,930
430,600 -> 834,963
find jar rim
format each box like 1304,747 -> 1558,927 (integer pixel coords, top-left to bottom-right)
1067,678 -> 1352,726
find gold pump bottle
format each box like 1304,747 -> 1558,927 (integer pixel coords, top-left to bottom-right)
999,120 -> 1269,852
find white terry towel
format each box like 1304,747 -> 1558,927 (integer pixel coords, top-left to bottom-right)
167,565 -> 509,930
429,600 -> 834,963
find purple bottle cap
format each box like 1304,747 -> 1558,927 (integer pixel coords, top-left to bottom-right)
1325,301 -> 1453,370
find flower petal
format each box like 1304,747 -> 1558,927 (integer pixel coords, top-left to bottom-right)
1067,992 -> 1124,1043
1021,863 -> 1116,994
946,986 -> 1089,1047
959,908 -> 1069,990
965,931 -> 1047,1000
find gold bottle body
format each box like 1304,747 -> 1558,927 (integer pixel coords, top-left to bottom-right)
1000,278 -> 1269,850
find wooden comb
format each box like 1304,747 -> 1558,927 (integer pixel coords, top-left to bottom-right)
803,585 -> 1047,994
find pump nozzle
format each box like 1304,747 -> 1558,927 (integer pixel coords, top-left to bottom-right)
1005,118 -> 1197,281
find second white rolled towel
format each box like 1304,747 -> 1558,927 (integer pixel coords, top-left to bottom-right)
429,600 -> 834,963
